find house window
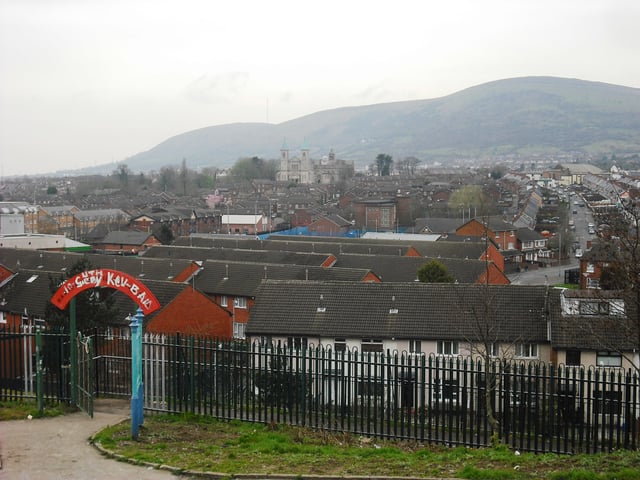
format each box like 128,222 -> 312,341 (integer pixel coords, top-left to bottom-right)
287,336 -> 308,350
586,278 -> 600,289
565,349 -> 581,366
0,311 -> 5,324
594,390 -> 622,415
233,297 -> 247,309
579,300 -> 609,314
334,338 -> 347,352
433,377 -> 459,404
358,378 -> 384,397
489,343 -> 500,357
233,322 -> 246,339
220,295 -> 228,307
596,351 -> 622,367
586,263 -> 595,273
515,343 -> 538,358
361,339 -> 383,353
409,340 -> 422,354
380,208 -> 391,227
437,340 -> 459,356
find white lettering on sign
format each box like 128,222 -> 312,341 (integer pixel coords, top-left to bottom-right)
52,268 -> 159,314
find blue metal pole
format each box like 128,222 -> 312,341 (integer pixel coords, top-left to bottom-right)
130,308 -> 144,439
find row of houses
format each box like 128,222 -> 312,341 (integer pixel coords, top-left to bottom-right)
1,231 -> 636,371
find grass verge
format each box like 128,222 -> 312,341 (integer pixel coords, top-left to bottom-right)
92,414 -> 640,480
0,399 -> 73,421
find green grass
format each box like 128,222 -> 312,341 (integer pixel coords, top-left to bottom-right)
0,399 -> 73,421
92,414 -> 640,479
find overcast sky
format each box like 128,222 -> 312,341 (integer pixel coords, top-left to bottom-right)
1,0 -> 639,177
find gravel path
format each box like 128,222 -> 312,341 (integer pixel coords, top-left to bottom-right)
0,399 -> 177,480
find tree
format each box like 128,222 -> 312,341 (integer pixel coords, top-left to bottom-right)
416,259 -> 455,283
45,258 -> 119,332
46,185 -> 58,195
230,157 -> 277,181
154,223 -> 175,245
449,185 -> 489,215
114,164 -> 131,189
375,153 -> 393,176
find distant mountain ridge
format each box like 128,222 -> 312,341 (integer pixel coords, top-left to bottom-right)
116,76 -> 640,172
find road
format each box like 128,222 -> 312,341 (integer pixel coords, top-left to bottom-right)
0,399 -> 177,480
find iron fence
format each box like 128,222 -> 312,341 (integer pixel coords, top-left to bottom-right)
1,328 -> 638,454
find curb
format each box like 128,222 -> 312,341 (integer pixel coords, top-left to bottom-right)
90,438 -> 460,480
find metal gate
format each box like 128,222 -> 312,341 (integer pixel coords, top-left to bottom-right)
75,333 -> 94,417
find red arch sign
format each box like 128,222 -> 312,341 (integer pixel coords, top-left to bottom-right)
51,268 -> 161,315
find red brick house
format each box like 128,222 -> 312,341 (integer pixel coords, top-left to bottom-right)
307,214 -> 354,237
93,230 -> 161,254
456,216 -> 518,251
144,287 -> 233,338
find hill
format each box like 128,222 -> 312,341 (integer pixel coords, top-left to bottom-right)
119,76 -> 640,172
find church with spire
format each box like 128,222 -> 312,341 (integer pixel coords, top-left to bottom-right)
276,139 -> 353,185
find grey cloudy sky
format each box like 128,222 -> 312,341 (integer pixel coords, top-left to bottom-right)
1,0 -> 639,177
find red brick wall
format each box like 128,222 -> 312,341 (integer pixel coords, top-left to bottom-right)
145,288 -> 233,339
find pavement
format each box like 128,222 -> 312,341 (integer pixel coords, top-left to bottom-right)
0,398 -> 177,480
0,399 -> 461,480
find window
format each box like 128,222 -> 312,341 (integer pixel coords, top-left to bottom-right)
489,343 -> 500,357
515,343 -> 538,358
233,297 -> 247,309
358,378 -> 384,397
334,338 -> 347,352
361,339 -> 383,353
580,300 -> 609,314
287,336 -> 308,350
586,278 -> 600,289
220,295 -> 228,307
409,340 -> 422,355
433,377 -> 459,404
594,390 -> 622,415
233,322 -> 246,339
380,208 -> 391,227
565,349 -> 581,366
437,340 -> 459,356
586,263 -> 595,273
0,311 -> 5,324
596,351 -> 622,367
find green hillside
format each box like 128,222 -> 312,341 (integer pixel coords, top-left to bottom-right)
121,76 -> 640,171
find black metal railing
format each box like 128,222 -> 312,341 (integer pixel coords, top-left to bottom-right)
1,328 -> 638,454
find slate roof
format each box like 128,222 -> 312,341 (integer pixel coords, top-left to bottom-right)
0,269 -> 191,325
247,281 -> 556,342
194,260 -> 376,297
95,230 -> 155,245
411,218 -> 461,234
1,270 -> 52,317
516,228 -> 545,242
142,245 -> 334,267
333,253 -> 491,283
551,290 -> 638,351
107,279 -> 191,325
0,248 -> 197,282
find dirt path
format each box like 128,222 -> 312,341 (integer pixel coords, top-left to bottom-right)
0,399 -> 178,480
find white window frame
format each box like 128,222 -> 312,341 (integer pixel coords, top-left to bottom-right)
233,297 -> 247,309
220,295 -> 228,307
233,321 -> 246,339
361,339 -> 383,353
437,340 -> 459,356
409,339 -> 422,355
0,311 -> 6,324
596,351 -> 622,367
515,343 -> 538,359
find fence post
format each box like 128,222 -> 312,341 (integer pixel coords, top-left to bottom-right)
35,329 -> 43,413
130,308 -> 144,440
70,298 -> 77,405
